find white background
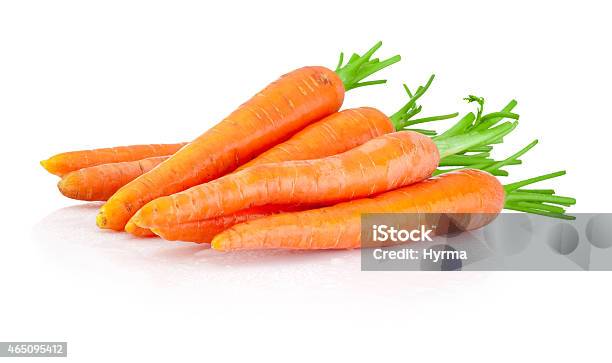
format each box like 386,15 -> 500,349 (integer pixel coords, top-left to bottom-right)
1,0 -> 610,362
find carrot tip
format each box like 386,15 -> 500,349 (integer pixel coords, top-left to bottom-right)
210,237 -> 225,251
56,178 -> 72,197
125,221 -> 156,238
96,211 -> 108,228
40,159 -> 57,175
124,220 -> 136,233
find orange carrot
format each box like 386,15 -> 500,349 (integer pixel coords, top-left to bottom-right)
41,143 -> 186,177
136,137 -> 532,242
127,95 -> 517,240
130,122 -> 515,230
210,169 -> 576,251
58,156 -> 168,201
237,74 -> 457,170
149,205 -> 307,243
123,207 -> 304,240
236,107 -> 393,170
97,43 -> 400,230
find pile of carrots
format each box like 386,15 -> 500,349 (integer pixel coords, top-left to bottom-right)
41,42 -> 576,251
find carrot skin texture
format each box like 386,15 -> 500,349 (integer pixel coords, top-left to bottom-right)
150,205 -> 307,243
58,156 -> 168,201
98,66 -> 345,231
211,169 -> 505,251
41,143 -> 186,177
131,131 -> 440,229
237,107 -> 393,170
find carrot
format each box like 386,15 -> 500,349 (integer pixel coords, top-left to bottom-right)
41,143 -> 186,177
59,75 -> 453,204
139,137 -> 532,243
149,205 -> 308,243
210,167 -> 576,251
124,206 -> 305,239
58,156 -> 168,201
125,94 -> 516,240
122,93 -> 515,239
237,74 -> 458,170
130,120 -> 517,230
97,42 -> 401,230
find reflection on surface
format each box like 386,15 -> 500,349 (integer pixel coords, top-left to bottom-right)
31,204 -> 485,296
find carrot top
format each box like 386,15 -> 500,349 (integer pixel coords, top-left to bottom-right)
388,74 -> 459,134
430,96 -> 523,175
440,137 -> 577,219
504,170 -> 576,220
434,115 -> 517,158
435,96 -> 519,140
334,41 -> 401,91
383,87 -> 522,172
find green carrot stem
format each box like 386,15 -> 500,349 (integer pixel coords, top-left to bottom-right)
503,171 -> 566,193
464,145 -> 493,153
465,152 -> 491,158
439,156 -> 494,167
406,128 -> 437,136
402,112 -> 459,127
348,80 -> 387,89
490,170 -> 509,177
464,95 -> 485,122
504,203 -> 576,220
473,99 -> 519,131
404,106 -> 423,120
389,74 -> 435,129
437,99 -> 519,141
435,121 -> 518,159
471,159 -> 521,170
434,113 -> 476,140
483,140 -> 538,174
516,189 -> 555,194
506,192 -> 576,206
433,168 -> 509,177
479,111 -> 520,123
510,201 -> 567,214
502,171 -> 576,220
335,41 -> 401,91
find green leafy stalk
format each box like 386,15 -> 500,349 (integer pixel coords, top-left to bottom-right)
432,98 -> 523,176
436,98 -> 519,140
435,139 -> 536,176
473,101 -> 519,131
438,155 -> 494,167
482,139 -> 539,175
434,121 -> 518,159
335,41 -> 401,91
384,74 -> 458,133
407,128 -> 438,136
432,142 -> 576,219
463,145 -> 493,153
388,74 -> 436,128
503,171 -> 577,220
434,113 -> 476,140
403,113 -> 460,127
464,95 -> 485,122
